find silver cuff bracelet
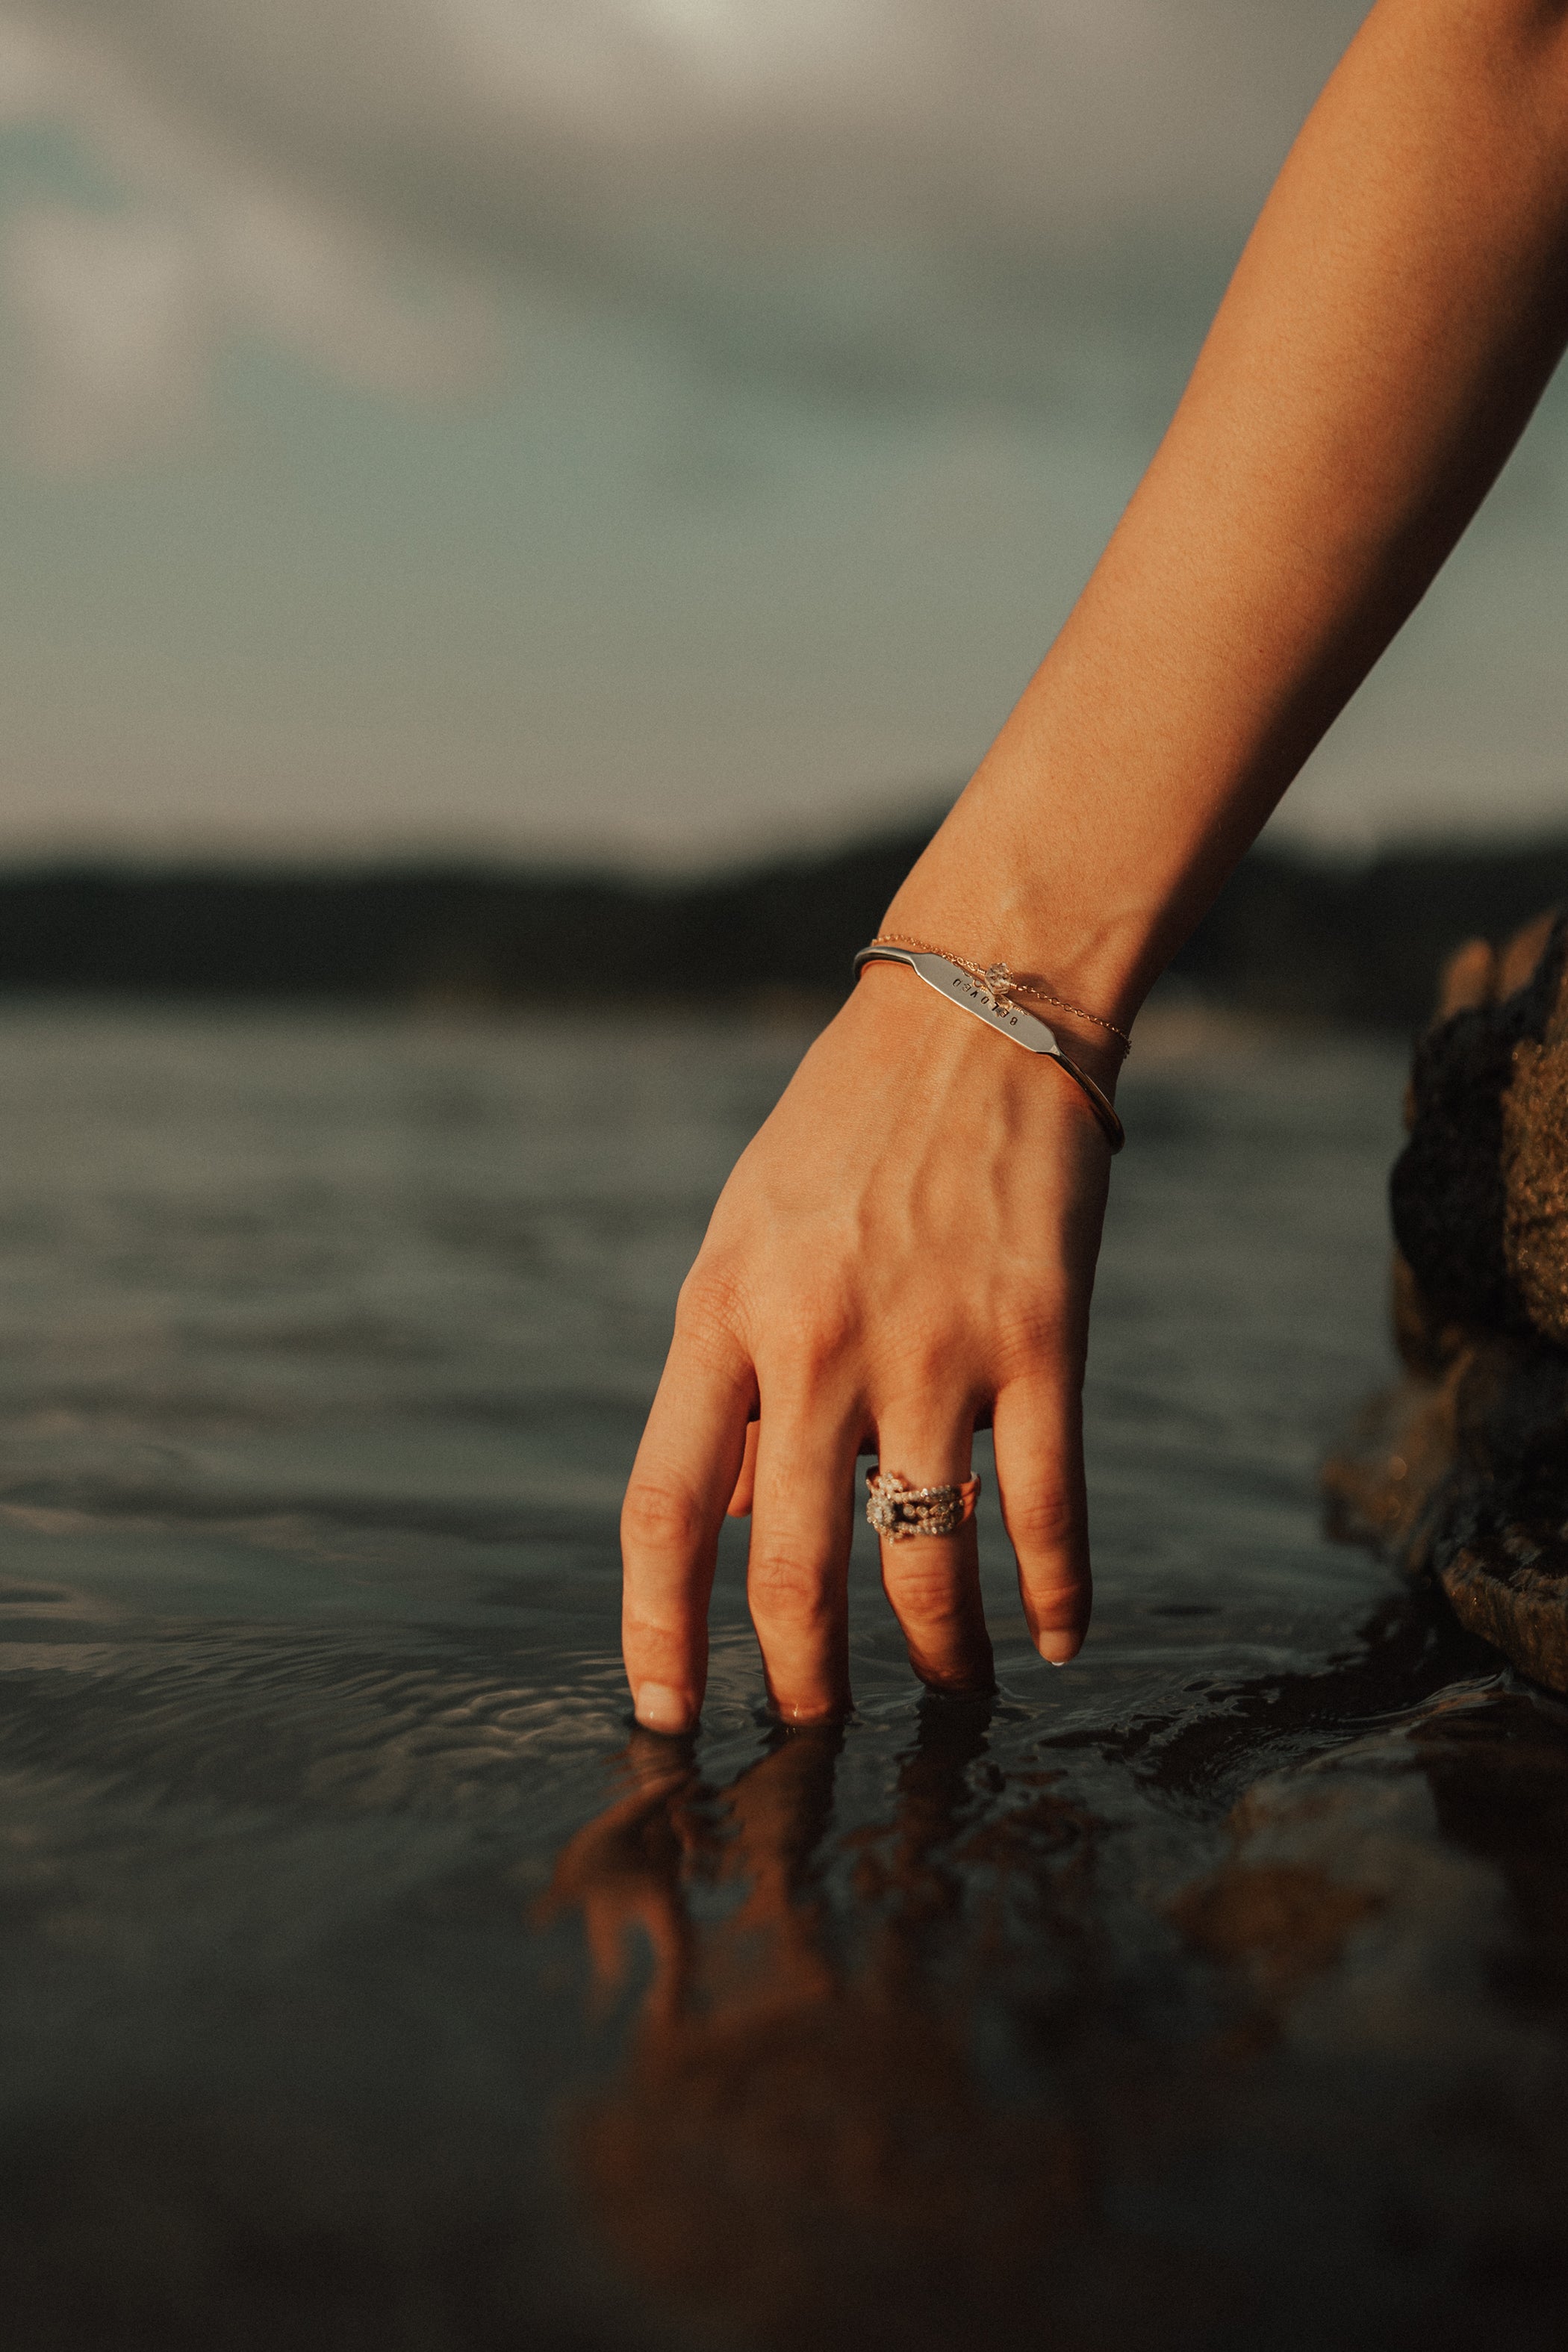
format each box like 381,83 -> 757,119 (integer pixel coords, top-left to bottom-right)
853,944 -> 1126,1153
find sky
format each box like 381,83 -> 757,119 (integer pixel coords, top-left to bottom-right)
0,0 -> 1564,870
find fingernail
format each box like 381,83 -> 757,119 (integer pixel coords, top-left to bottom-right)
1038,1635 -> 1079,1667
634,1682 -> 691,1734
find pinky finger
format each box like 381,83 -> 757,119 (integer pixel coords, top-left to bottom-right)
990,1373 -> 1092,1665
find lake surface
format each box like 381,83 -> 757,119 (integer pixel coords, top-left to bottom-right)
1,1000 -> 1564,2351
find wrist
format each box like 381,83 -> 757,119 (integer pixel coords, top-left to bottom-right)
881,842 -> 1160,1054
869,896 -> 1141,1092
850,956 -> 1126,1116
881,674 -> 1233,1037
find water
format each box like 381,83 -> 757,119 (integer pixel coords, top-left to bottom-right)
1,1000 -> 1564,2351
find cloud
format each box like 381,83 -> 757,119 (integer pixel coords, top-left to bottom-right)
0,0 -> 1366,466
4,205 -> 208,467
0,3 -> 500,467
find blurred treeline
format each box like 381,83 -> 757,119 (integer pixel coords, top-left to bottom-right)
1,824 -> 1564,1027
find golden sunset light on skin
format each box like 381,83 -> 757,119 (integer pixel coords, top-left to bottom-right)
623,0 -> 1568,1729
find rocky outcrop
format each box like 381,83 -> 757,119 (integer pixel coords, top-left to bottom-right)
1325,910 -> 1568,1693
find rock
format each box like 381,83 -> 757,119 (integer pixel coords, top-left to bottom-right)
1502,1009 -> 1568,1348
1325,910 -> 1568,1694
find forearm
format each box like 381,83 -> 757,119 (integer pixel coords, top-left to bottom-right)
890,0 -> 1568,1031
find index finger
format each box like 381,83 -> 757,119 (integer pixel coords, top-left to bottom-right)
621,1330 -> 754,1735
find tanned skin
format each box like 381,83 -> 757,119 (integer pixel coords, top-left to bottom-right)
620,0 -> 1568,1730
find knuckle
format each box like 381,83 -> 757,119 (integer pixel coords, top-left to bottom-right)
1030,1590 -> 1089,1635
675,1260 -> 860,1391
748,1549 -> 838,1623
765,1296 -> 859,1387
992,1307 -> 1067,1373
990,1298 -> 1078,1384
1005,1484 -> 1079,1554
621,1474 -> 709,1557
673,1262 -> 747,1358
893,1337 -> 961,1397
881,1556 -> 971,1627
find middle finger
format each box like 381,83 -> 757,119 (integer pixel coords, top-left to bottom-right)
745,1382 -> 862,1723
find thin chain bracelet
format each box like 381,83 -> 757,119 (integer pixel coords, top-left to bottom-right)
852,943 -> 1125,1149
870,933 -> 1132,1054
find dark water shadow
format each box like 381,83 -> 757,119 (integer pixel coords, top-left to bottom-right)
542,1702 -> 1237,2352
543,1591 -> 1568,2352
1,1593 -> 1565,2351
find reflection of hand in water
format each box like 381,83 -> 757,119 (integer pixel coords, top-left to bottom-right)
543,1705 -> 1111,2351
541,1722 -> 844,2030
543,1628 -> 1568,2350
538,1735 -> 700,2023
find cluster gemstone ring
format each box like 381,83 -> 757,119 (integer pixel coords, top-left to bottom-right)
865,1469 -> 981,1540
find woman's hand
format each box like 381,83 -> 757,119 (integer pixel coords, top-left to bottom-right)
620,961 -> 1118,1732
631,0 -> 1568,1732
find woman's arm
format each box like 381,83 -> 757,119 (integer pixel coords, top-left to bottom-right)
620,0 -> 1568,1734
899,0 -> 1568,1019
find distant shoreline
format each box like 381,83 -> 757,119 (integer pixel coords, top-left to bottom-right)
2,827 -> 1566,1028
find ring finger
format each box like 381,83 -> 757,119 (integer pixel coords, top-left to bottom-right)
869,1416 -> 994,1696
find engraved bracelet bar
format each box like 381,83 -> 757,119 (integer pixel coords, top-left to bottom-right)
853,945 -> 1126,1153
